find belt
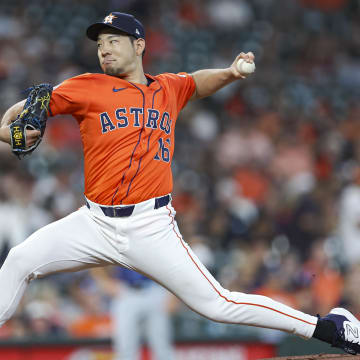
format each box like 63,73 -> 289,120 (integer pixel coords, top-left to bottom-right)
86,194 -> 170,218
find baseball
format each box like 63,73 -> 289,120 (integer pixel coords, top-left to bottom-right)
236,59 -> 256,75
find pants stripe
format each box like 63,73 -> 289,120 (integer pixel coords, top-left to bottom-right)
165,205 -> 317,327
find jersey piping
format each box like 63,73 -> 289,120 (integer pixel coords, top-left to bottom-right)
121,81 -> 163,203
113,82 -> 146,205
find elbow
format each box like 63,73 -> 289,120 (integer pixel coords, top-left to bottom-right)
190,88 -> 209,101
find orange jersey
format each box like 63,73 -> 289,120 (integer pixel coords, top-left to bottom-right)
49,72 -> 195,205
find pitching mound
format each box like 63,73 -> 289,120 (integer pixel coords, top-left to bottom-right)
265,354 -> 360,359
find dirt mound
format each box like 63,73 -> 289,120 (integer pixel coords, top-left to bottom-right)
264,354 -> 360,360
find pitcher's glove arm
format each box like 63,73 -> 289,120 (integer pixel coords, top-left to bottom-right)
9,83 -> 53,159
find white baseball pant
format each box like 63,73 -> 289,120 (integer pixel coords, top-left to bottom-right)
0,195 -> 318,339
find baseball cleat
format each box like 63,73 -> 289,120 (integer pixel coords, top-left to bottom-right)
320,307 -> 360,355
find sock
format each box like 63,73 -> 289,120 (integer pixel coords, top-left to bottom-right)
312,318 -> 337,344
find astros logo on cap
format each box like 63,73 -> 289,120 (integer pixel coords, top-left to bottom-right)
103,13 -> 117,24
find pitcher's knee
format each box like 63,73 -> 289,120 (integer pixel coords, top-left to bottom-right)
5,246 -> 36,282
193,288 -> 246,324
193,299 -> 231,323
200,308 -> 226,323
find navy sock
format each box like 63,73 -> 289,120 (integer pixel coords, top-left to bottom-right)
313,318 -> 337,344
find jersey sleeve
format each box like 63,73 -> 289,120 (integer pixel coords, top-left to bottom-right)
49,73 -> 92,120
158,72 -> 196,112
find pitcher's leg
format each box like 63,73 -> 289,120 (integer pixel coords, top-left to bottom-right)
0,207 -> 116,326
171,239 -> 317,338
126,205 -> 318,339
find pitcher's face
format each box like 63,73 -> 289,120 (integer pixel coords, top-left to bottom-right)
97,31 -> 137,76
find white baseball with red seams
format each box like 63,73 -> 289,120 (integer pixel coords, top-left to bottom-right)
236,59 -> 256,74
0,195 -> 317,339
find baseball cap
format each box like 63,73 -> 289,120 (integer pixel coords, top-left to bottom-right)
86,12 -> 145,41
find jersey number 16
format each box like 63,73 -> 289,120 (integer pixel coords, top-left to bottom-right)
154,137 -> 170,163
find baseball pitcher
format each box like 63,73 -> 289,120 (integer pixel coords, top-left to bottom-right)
0,12 -> 360,356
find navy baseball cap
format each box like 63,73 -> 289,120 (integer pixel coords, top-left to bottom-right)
86,12 -> 145,41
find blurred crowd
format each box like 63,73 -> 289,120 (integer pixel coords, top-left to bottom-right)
1,0 -> 360,344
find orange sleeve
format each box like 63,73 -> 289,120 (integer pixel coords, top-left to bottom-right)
158,72 -> 196,112
49,73 -> 92,119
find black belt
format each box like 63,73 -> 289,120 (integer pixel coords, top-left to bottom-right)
86,194 -> 170,218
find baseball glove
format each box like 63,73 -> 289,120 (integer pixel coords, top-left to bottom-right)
10,83 -> 53,159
